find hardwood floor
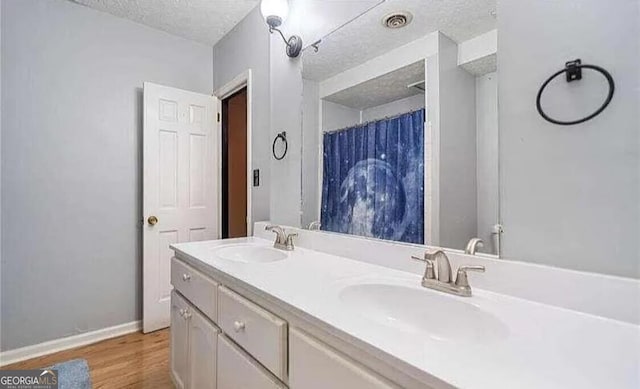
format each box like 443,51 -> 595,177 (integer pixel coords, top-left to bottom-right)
2,329 -> 173,388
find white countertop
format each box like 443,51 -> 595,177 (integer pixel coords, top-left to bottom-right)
171,237 -> 640,389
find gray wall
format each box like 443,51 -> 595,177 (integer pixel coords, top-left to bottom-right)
0,0 -> 3,343
1,0 -> 213,351
476,72 -> 499,254
436,33 -> 478,250
269,34 -> 303,227
498,0 -> 639,277
212,8 -> 271,226
361,94 -> 425,123
212,7 -> 303,228
321,101 -> 360,132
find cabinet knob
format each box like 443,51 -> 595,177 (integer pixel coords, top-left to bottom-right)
179,308 -> 185,317
233,321 -> 245,332
183,309 -> 192,320
182,273 -> 191,282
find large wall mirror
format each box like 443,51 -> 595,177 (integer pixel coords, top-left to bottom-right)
296,0 -> 638,278
301,0 -> 500,256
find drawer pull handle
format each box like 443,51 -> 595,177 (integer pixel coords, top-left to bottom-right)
233,321 -> 246,332
182,273 -> 191,281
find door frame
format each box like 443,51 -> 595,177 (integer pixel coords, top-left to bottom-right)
213,69 -> 253,236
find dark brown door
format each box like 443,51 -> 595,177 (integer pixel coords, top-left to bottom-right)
222,88 -> 247,238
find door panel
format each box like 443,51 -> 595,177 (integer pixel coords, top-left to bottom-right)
170,292 -> 189,389
143,82 -> 218,333
217,334 -> 285,389
289,328 -> 398,389
188,309 -> 219,389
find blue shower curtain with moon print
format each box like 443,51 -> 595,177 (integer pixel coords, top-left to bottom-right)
321,109 -> 424,244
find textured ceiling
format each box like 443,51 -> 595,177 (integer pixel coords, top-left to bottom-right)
303,0 -> 497,81
324,61 -> 424,110
460,53 -> 497,76
284,0 -> 384,50
71,0 -> 259,45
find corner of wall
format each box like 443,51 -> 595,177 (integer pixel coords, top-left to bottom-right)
268,33 -> 303,227
430,32 -> 478,249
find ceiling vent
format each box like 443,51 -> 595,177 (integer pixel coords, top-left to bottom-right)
382,12 -> 413,29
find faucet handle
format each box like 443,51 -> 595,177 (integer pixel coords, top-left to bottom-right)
285,232 -> 298,241
454,265 -> 485,287
285,233 -> 298,250
411,255 -> 436,279
411,255 -> 427,262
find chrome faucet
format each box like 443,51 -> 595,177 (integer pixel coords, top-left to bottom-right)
427,250 -> 452,283
464,238 -> 484,255
307,221 -> 321,231
412,250 -> 485,297
265,225 -> 297,251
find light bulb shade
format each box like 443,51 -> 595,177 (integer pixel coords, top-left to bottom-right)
260,0 -> 289,28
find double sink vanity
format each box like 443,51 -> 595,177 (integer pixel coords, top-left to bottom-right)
169,222 -> 639,389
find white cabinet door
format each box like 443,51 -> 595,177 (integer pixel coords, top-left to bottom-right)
188,308 -> 219,389
143,82 -> 219,333
217,335 -> 285,389
170,292 -> 190,389
290,328 -> 398,389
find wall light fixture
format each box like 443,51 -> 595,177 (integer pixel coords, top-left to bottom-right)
260,0 -> 302,58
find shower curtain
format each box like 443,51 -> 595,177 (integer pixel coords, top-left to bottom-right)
320,110 -> 424,244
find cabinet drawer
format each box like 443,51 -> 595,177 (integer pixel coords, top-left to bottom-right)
171,258 -> 218,322
218,335 -> 285,389
218,286 -> 287,380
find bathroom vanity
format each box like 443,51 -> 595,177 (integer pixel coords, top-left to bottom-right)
169,224 -> 639,389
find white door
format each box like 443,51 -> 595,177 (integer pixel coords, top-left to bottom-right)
143,82 -> 218,333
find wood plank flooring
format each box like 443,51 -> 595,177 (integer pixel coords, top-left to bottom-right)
2,329 -> 173,388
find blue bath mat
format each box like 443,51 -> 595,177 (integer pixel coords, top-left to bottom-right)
47,358 -> 92,389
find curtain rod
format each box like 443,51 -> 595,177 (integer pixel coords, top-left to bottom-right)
323,108 -> 425,135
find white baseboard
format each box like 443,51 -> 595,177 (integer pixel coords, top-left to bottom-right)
0,320 -> 141,367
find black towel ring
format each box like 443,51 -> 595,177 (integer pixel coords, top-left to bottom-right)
536,59 -> 615,126
272,131 -> 288,160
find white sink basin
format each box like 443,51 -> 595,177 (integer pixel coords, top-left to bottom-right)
214,244 -> 287,263
339,283 -> 508,344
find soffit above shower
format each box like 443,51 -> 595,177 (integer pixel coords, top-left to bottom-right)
303,0 -> 497,81
324,61 -> 424,110
70,0 -> 260,45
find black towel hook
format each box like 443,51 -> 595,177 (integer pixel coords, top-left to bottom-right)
272,131 -> 288,160
536,59 -> 615,126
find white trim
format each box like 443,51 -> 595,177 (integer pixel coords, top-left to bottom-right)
214,69 -> 253,236
457,29 -> 497,66
319,32 -> 438,99
423,60 -> 431,245
0,321 -> 141,367
315,99 -> 324,222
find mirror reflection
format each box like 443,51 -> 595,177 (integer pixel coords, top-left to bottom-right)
301,0 -> 499,255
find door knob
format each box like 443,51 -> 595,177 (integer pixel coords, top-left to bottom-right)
147,216 -> 158,226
